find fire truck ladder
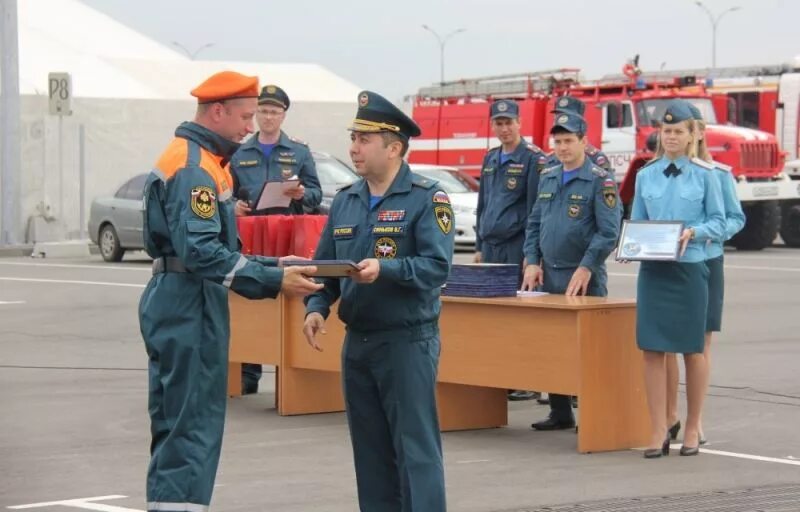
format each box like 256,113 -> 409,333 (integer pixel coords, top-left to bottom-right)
415,68 -> 582,99
601,63 -> 800,82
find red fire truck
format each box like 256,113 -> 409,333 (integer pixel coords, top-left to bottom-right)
408,67 -> 799,250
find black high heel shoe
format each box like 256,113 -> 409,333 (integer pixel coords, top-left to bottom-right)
644,434 -> 671,459
680,431 -> 701,456
668,421 -> 681,440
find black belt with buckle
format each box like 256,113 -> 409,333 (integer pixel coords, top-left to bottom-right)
152,257 -> 188,275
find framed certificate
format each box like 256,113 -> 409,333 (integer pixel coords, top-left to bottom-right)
615,220 -> 685,261
281,259 -> 360,277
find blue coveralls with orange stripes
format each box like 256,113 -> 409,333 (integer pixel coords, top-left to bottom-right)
139,121 -> 284,511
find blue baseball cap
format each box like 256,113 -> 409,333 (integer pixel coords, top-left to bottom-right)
662,100 -> 695,124
550,112 -> 587,134
551,96 -> 585,116
490,99 -> 519,119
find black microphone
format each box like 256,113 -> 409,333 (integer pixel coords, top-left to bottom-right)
237,189 -> 254,209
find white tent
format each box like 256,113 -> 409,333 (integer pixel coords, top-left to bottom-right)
6,0 -> 360,242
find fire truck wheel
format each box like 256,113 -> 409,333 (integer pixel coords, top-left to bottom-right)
730,201 -> 780,251
779,201 -> 800,248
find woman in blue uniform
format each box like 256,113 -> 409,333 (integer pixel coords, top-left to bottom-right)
630,99 -> 725,458
665,104 -> 746,446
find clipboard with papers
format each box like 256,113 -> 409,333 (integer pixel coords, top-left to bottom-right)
254,177 -> 301,210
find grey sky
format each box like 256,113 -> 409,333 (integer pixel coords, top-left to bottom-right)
82,0 -> 799,103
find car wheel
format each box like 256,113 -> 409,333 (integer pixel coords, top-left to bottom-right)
99,224 -> 125,262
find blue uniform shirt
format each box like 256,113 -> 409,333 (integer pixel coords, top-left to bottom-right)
305,163 -> 455,332
230,131 -> 322,214
524,157 -> 621,272
705,160 -> 746,259
631,156 -> 726,262
476,140 -> 547,250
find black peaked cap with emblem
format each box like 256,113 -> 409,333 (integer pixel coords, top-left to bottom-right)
350,90 -> 421,140
258,84 -> 290,110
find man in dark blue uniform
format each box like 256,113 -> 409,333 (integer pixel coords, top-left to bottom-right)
550,95 -> 613,175
475,99 -> 548,402
303,90 -> 454,512
229,84 -> 323,393
522,112 -> 621,430
139,71 -> 322,512
230,84 -> 322,216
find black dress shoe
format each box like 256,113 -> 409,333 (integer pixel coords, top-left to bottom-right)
508,390 -> 539,401
699,434 -> 708,446
531,416 -> 576,431
668,421 -> 681,440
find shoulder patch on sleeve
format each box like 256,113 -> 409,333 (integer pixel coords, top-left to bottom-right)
191,186 -> 217,219
692,157 -> 715,170
432,189 -> 451,204
710,159 -> 732,172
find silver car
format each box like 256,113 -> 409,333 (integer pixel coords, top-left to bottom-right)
89,173 -> 147,261
88,152 -> 359,262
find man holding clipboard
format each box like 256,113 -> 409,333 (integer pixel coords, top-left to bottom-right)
521,112 -> 622,431
302,90 -> 454,512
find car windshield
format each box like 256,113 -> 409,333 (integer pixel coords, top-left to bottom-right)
315,157 -> 359,188
413,169 -> 471,194
638,98 -> 718,126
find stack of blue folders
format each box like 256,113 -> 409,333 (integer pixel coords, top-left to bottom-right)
442,263 -> 519,298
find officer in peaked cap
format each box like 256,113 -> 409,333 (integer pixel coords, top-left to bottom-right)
139,70 -> 321,512
547,95 -> 614,178
475,98 -> 548,402
523,110 -> 621,431
230,82 -> 322,394
303,90 -> 453,511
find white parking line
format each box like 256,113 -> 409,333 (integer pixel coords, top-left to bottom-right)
0,261 -> 150,271
8,494 -> 142,511
0,301 -> 26,305
666,443 -> 800,467
0,277 -> 145,288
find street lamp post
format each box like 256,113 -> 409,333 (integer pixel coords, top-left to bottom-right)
171,41 -> 215,60
693,2 -> 741,68
421,25 -> 466,84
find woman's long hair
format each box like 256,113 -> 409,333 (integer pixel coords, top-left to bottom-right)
693,119 -> 713,163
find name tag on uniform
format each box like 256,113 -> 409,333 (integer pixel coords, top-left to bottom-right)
277,157 -> 297,165
333,225 -> 356,239
538,192 -> 554,199
507,163 -> 525,175
569,194 -> 586,201
482,166 -> 495,175
377,210 -> 406,222
372,224 -> 405,236
237,160 -> 258,167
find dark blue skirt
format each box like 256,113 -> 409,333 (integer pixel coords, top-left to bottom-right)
636,261 -> 709,354
705,256 -> 724,332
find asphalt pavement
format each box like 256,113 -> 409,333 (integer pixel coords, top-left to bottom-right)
1,247 -> 799,511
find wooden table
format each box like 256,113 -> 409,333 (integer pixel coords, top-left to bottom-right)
228,293 -> 650,453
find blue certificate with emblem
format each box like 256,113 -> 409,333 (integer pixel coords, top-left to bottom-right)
615,220 -> 684,261
282,259 -> 360,277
